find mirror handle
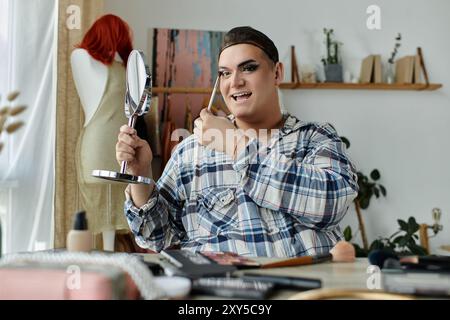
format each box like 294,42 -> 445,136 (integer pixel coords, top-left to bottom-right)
120,114 -> 138,174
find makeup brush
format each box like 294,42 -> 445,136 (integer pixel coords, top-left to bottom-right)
207,76 -> 220,112
261,241 -> 356,269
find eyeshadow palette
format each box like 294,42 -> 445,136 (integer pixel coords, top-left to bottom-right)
200,251 -> 261,269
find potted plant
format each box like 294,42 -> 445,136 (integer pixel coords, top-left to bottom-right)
321,28 -> 343,82
345,217 -> 428,257
340,137 -> 426,257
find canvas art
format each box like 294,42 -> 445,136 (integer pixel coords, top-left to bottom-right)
148,28 -> 227,132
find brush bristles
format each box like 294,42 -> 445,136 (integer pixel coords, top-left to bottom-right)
330,241 -> 356,262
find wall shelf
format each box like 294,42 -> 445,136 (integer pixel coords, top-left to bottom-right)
152,87 -> 214,94
279,82 -> 443,91
151,82 -> 442,94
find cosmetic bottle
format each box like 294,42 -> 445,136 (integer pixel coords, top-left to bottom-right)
67,211 -> 92,252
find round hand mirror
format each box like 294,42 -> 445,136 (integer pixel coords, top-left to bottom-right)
92,49 -> 153,185
125,50 -> 152,119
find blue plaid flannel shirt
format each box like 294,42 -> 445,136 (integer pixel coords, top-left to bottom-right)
124,114 -> 358,257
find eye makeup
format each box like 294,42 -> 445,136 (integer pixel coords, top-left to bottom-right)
218,62 -> 260,80
241,62 -> 259,72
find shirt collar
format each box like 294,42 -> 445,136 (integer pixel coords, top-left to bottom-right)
227,113 -> 302,136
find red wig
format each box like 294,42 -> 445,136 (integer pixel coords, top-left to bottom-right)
77,14 -> 133,66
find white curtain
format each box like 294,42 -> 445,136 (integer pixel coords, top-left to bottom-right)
0,0 -> 57,253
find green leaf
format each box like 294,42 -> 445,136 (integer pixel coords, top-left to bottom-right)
387,242 -> 396,251
370,169 -> 381,181
407,217 -> 420,234
359,196 -> 370,209
373,187 -> 379,198
398,237 -> 409,247
379,185 -> 387,197
353,243 -> 368,257
343,226 -> 352,241
408,243 -> 428,256
398,219 -> 408,231
357,172 -> 368,184
369,239 -> 385,251
358,184 -> 369,196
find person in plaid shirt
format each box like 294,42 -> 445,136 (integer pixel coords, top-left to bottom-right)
116,26 -> 358,257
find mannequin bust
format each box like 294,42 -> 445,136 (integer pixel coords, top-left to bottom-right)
71,48 -> 108,127
71,14 -> 133,251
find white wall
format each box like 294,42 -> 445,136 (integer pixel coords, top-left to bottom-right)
105,0 -> 450,253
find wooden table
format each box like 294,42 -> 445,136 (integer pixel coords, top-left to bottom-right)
141,255 -> 398,299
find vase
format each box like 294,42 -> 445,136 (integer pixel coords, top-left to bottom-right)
386,63 -> 395,84
324,64 -> 343,82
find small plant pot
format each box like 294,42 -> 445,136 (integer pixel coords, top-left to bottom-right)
325,64 -> 343,82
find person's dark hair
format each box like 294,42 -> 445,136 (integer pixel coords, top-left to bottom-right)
219,26 -> 279,64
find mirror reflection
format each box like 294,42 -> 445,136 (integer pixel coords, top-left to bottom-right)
125,50 -> 151,118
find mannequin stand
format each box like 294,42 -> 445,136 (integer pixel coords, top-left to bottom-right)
102,184 -> 115,251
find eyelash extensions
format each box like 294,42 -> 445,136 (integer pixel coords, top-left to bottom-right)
218,63 -> 260,79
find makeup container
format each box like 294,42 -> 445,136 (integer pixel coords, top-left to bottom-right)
67,211 -> 93,252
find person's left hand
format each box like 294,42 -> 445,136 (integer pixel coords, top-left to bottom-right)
194,108 -> 238,157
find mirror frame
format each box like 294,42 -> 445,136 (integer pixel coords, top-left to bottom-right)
125,50 -> 152,118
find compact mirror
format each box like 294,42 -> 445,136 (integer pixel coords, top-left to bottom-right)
92,50 -> 152,185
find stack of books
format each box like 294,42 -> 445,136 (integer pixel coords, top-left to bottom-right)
359,54 -> 382,83
359,54 -> 424,84
395,55 -> 422,84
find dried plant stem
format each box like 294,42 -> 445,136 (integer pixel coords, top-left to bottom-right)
354,200 -> 369,250
7,91 -> 20,101
9,105 -> 27,116
0,106 -> 9,116
0,115 -> 6,133
5,121 -> 24,134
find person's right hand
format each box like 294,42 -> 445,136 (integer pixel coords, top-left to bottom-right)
116,125 -> 153,177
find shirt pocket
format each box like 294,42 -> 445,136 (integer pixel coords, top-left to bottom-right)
195,188 -> 238,238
